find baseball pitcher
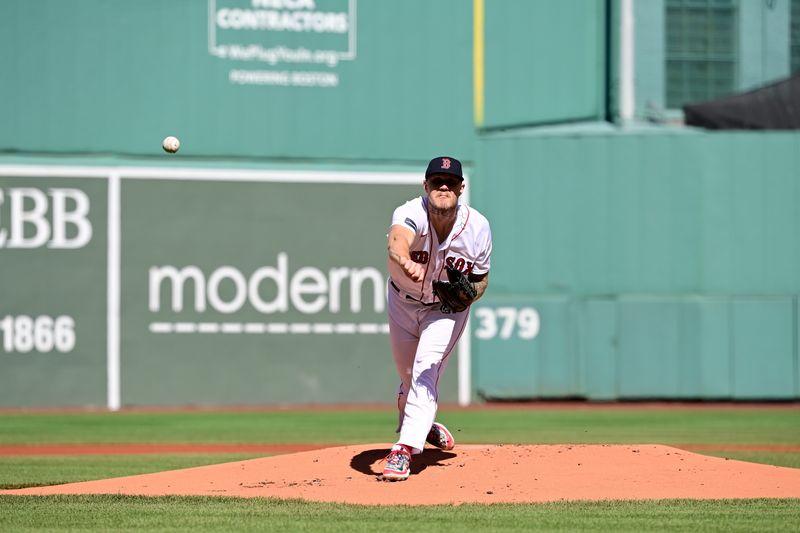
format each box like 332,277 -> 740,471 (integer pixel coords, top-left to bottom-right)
382,155 -> 492,481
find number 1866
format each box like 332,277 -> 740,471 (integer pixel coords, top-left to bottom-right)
0,315 -> 76,353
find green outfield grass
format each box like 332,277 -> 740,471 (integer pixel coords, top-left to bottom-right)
1,407 -> 798,445
0,454 -> 264,490
1,495 -> 799,533
0,407 -> 798,531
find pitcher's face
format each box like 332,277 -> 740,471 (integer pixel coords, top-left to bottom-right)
425,175 -> 464,212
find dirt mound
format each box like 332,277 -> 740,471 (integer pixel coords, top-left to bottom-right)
5,444 -> 800,505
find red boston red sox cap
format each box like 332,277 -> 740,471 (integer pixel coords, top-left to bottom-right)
425,156 -> 464,181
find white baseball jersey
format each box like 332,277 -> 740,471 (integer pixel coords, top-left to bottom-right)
388,196 -> 492,303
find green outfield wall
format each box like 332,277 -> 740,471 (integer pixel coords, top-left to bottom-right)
482,0 -> 606,128
470,129 -> 800,400
3,2 -> 799,407
4,129 -> 799,407
0,0 -> 608,160
0,0 -> 474,161
0,162 -> 458,408
119,175 -> 426,406
0,176 -> 108,407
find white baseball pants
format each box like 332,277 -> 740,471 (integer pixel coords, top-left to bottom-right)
387,281 -> 469,453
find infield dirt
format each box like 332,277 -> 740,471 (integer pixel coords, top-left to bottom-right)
5,444 -> 800,505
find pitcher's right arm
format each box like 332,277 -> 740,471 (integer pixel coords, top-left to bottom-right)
387,225 -> 424,282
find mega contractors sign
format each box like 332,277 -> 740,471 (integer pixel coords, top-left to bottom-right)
209,0 -> 357,87
215,0 -> 349,35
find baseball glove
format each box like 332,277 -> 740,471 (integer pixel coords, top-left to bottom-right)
432,266 -> 477,314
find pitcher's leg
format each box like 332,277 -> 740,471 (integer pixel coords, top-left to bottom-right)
387,289 -> 418,433
397,312 -> 467,452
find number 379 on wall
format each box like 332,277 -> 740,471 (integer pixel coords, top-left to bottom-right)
472,306 -> 540,340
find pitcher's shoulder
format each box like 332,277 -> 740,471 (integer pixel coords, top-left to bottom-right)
395,196 -> 427,214
393,196 -> 427,218
465,205 -> 491,229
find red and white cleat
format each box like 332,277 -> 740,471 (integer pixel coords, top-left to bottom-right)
426,422 -> 455,451
381,448 -> 412,481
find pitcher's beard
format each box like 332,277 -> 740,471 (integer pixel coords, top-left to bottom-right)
428,203 -> 457,217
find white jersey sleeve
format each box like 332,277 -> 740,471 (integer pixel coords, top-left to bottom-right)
390,197 -> 427,237
467,210 -> 492,276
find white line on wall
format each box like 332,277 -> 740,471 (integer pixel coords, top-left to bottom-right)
0,165 -> 421,184
148,322 -> 390,334
106,173 -> 121,411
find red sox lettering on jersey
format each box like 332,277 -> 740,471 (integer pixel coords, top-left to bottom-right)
409,251 -> 474,275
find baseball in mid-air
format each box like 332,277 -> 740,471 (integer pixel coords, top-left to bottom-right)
162,136 -> 180,153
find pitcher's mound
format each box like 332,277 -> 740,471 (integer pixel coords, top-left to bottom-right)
5,444 -> 800,505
